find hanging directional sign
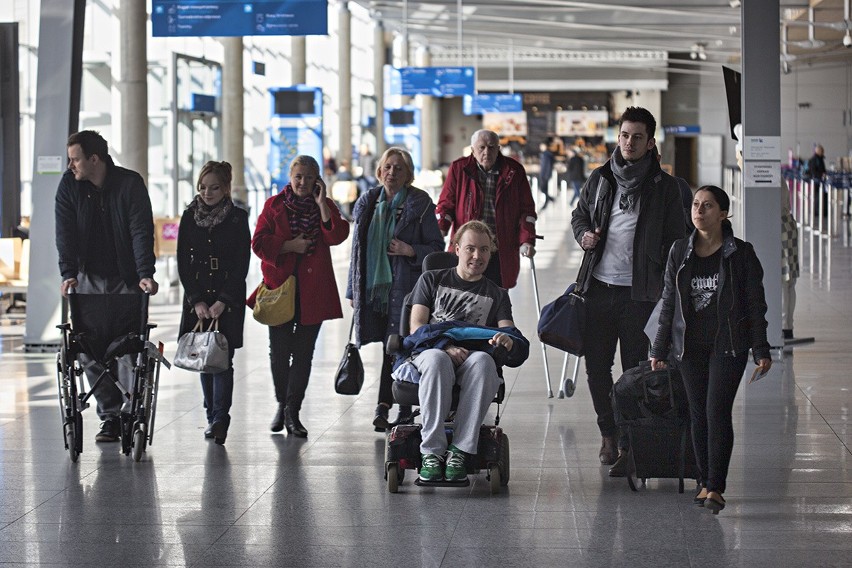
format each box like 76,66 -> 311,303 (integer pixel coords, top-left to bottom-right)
463,93 -> 523,115
152,1 -> 328,37
387,66 -> 476,97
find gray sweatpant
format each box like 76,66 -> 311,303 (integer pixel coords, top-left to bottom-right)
414,349 -> 502,456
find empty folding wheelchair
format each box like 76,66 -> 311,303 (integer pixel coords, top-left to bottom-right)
56,290 -> 170,462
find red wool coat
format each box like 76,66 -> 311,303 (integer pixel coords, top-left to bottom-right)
248,193 -> 350,326
436,154 -> 537,289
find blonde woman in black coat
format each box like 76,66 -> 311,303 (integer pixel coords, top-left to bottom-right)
177,161 -> 251,445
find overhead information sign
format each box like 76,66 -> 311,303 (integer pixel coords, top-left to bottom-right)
387,66 -> 475,97
463,93 -> 523,115
152,1 -> 328,37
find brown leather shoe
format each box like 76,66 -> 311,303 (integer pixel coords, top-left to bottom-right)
599,435 -> 617,465
608,449 -> 634,477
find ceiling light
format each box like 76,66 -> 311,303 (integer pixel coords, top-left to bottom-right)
729,0 -> 741,8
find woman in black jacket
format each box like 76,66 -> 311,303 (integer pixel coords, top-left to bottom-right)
650,185 -> 771,514
177,161 -> 251,445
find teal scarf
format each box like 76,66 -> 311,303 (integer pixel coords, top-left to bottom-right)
366,186 -> 408,314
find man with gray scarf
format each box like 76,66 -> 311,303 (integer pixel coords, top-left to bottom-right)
570,107 -> 687,476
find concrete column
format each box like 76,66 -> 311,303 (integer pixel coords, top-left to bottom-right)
291,36 -> 306,85
114,0 -> 148,185
373,22 -> 386,156
393,33 -> 410,107
338,2 -> 352,170
742,0 -> 783,347
222,37 -> 246,205
416,45 -> 435,171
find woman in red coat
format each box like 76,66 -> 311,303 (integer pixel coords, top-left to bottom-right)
249,155 -> 349,437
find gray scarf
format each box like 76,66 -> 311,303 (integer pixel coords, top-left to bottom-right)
191,196 -> 233,229
610,147 -> 653,213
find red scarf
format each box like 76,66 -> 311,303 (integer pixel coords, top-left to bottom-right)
282,184 -> 321,254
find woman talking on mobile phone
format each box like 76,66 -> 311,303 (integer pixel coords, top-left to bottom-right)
649,185 -> 771,514
249,155 -> 349,437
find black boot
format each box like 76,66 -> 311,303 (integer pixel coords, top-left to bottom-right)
373,404 -> 390,432
284,407 -> 308,438
390,405 -> 414,426
270,403 -> 286,433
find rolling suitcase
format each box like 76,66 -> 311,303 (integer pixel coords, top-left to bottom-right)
611,362 -> 699,493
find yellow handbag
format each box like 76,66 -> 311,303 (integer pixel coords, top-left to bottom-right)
252,275 -> 296,326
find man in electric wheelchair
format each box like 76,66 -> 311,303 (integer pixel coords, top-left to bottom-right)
392,221 -> 529,485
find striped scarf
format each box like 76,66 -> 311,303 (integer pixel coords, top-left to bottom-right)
282,184 -> 321,254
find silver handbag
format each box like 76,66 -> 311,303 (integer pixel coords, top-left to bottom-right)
174,319 -> 230,373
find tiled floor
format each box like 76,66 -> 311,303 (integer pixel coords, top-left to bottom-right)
1,191 -> 850,567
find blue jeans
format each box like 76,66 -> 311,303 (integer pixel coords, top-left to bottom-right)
201,353 -> 234,426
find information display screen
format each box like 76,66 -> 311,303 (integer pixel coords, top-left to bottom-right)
463,93 -> 523,115
152,1 -> 328,37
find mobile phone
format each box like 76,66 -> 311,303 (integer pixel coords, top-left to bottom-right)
313,181 -> 321,196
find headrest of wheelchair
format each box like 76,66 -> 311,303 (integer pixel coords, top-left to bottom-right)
423,251 -> 458,272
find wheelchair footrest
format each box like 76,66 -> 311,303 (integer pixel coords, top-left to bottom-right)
414,478 -> 471,488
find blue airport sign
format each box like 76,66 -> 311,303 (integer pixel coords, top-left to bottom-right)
463,93 -> 523,115
387,66 -> 475,97
663,125 -> 701,135
152,1 -> 328,37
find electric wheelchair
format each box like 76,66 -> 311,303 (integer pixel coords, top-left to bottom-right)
383,252 -> 511,494
56,290 -> 170,462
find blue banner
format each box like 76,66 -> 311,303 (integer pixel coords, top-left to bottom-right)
152,1 -> 328,37
463,93 -> 523,115
387,66 -> 475,97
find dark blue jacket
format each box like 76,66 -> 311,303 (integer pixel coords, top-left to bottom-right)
394,320 -> 530,370
347,186 -> 444,346
55,162 -> 156,287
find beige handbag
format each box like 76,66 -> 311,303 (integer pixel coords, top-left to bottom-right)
252,275 -> 296,326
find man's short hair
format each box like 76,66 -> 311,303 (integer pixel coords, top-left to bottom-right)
453,220 -> 496,252
470,129 -> 500,148
618,107 -> 656,139
66,130 -> 109,162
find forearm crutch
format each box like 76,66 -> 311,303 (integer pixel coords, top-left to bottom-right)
557,352 -> 581,398
529,255 -> 554,398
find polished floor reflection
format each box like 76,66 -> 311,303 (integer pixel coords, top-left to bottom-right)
1,191 -> 850,567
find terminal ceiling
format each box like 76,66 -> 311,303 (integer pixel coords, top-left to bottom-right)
351,0 -> 852,83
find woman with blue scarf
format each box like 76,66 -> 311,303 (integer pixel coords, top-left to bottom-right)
347,148 -> 444,431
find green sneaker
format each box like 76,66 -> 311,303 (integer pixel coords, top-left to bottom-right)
444,445 -> 468,481
419,453 -> 444,481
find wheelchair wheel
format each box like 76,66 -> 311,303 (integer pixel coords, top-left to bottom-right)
498,433 -> 510,486
65,423 -> 78,463
132,424 -> 146,462
387,462 -> 403,494
488,464 -> 501,494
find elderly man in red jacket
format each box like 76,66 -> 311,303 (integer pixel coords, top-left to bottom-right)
436,130 -> 538,289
